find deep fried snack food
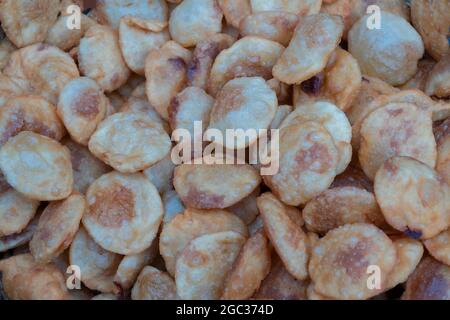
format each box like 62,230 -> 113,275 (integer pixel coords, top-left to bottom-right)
221,231 -> 271,299
79,25 -> 130,92
174,163 -> 261,209
169,0 -> 223,48
263,121 -> 339,206
175,231 -> 245,299
88,112 -> 171,173
208,77 -> 278,149
348,11 -> 424,86
3,43 -> 79,104
0,132 -> 73,201
58,77 -> 107,146
374,156 -> 450,240
0,0 -> 59,48
402,256 -> 450,300
30,193 -> 86,263
359,103 -> 436,180
0,253 -> 69,299
69,227 -> 122,293
257,192 -> 309,280
132,266 -> 179,300
0,214 -> 38,253
208,37 -> 284,96
424,230 -> 450,266
273,13 -> 344,85
250,0 -> 321,16
309,223 -> 397,300
218,0 -> 251,29
160,208 -> 248,276
145,41 -> 192,121
425,53 -> 450,98
83,171 -> 163,255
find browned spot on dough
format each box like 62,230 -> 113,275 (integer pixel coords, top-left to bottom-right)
383,159 -> 399,176
37,43 -> 50,51
168,96 -> 180,125
331,166 -> 373,192
187,42 -> 220,83
186,187 -> 225,209
213,85 -> 244,119
168,57 -> 187,71
184,248 -> 209,268
418,179 -> 440,208
73,90 -> 100,120
387,108 -> 403,117
89,183 -> 135,228
334,241 -> 370,281
295,134 -> 333,174
228,60 -> 272,80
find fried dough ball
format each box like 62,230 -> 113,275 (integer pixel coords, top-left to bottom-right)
410,0 -> 450,61
0,0 -> 60,48
186,33 -> 234,90
374,156 -> 450,240
309,223 -> 397,300
79,25 -> 130,92
118,16 -> 170,75
132,266 -> 179,300
30,193 -> 86,263
160,208 -> 248,276
0,95 -> 65,146
263,121 -> 339,206
0,74 -> 26,108
2,43 -> 79,104
253,254 -> 309,300
208,36 -> 284,96
0,132 -> 73,201
58,77 -> 108,146
348,11 -> 424,86
359,103 -> 436,180
175,231 -> 245,300
239,11 -> 299,46
0,253 -> 69,300
88,112 -> 171,173
221,231 -> 271,299
257,192 -> 309,280
424,230 -> 450,266
145,41 -> 192,121
169,0 -> 223,48
69,227 -> 122,293
228,186 -> 260,225
402,256 -> 450,300
401,59 -> 436,92
273,13 -> 344,85
83,171 -> 163,255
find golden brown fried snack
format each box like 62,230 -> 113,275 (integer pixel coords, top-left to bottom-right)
250,0 -> 321,16
83,171 -> 163,255
3,43 -> 79,104
169,0 -> 223,48
257,192 -> 309,280
160,208 -> 248,276
218,0 -> 251,29
410,0 -> 450,61
263,121 -> 339,206
0,132 -> 73,201
402,256 -> 450,300
79,25 -> 130,92
175,231 -> 245,300
174,163 -> 261,209
221,231 -> 271,299
374,156 -> 450,240
425,53 -> 450,98
145,41 -> 192,121
131,266 -> 179,300
69,227 -> 122,293
359,103 -> 436,180
88,112 -> 171,173
58,77 -> 108,146
0,0 -> 59,48
0,253 -> 69,300
309,223 -> 397,300
30,193 -> 86,263
348,11 -> 424,86
273,13 -> 344,85
424,230 -> 450,266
